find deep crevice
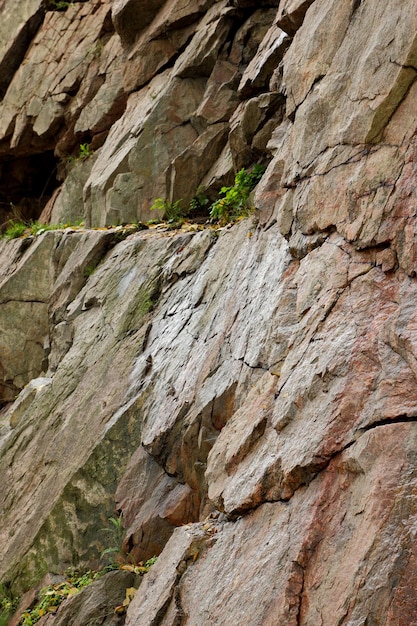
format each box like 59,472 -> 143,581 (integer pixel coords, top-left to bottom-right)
0,151 -> 60,229
350,0 -> 363,19
358,414 -> 417,433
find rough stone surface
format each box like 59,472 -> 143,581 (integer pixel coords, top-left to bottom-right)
1,0 -> 417,625
0,0 -> 44,99
38,570 -> 137,626
276,0 -> 316,35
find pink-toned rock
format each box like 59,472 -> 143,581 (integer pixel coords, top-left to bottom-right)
121,0 -> 213,92
283,0 -> 356,117
205,236 -> 417,514
125,524 -> 213,626
115,447 -> 195,562
169,123 -> 229,203
229,92 -> 284,169
284,0 -> 417,167
193,59 -> 240,128
127,423 -> 417,625
84,72 -> 205,224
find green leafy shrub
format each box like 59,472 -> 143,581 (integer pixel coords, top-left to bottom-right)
47,0 -> 74,10
65,143 -> 92,165
15,522 -> 158,626
143,556 -> 157,569
209,164 -> 265,224
150,198 -> 188,223
78,143 -> 92,160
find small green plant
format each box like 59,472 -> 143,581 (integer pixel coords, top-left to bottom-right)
100,514 -> 126,565
88,39 -> 104,59
16,553 -> 158,625
188,186 -> 209,215
143,556 -> 157,569
209,164 -> 265,224
150,198 -> 188,223
78,143 -> 92,160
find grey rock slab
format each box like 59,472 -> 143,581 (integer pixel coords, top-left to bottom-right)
0,219 -> 294,592
8,377 -> 52,429
238,24 -> 289,98
0,0 -> 44,98
0,232 -> 62,399
0,231 -> 61,303
125,524 -> 211,626
84,72 -> 205,225
285,0 -> 417,169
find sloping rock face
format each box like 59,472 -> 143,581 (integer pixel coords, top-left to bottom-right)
1,0 -> 417,625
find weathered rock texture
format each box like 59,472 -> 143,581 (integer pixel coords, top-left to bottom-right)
1,0 -> 417,624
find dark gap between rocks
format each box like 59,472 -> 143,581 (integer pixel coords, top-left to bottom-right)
0,151 -> 60,230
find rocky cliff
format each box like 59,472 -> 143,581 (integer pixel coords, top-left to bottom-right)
1,0 -> 417,624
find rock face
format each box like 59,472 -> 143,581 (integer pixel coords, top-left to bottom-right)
1,0 -> 417,625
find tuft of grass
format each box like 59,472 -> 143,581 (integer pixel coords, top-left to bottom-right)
10,524 -> 158,626
3,221 -> 27,240
1,220 -> 85,240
